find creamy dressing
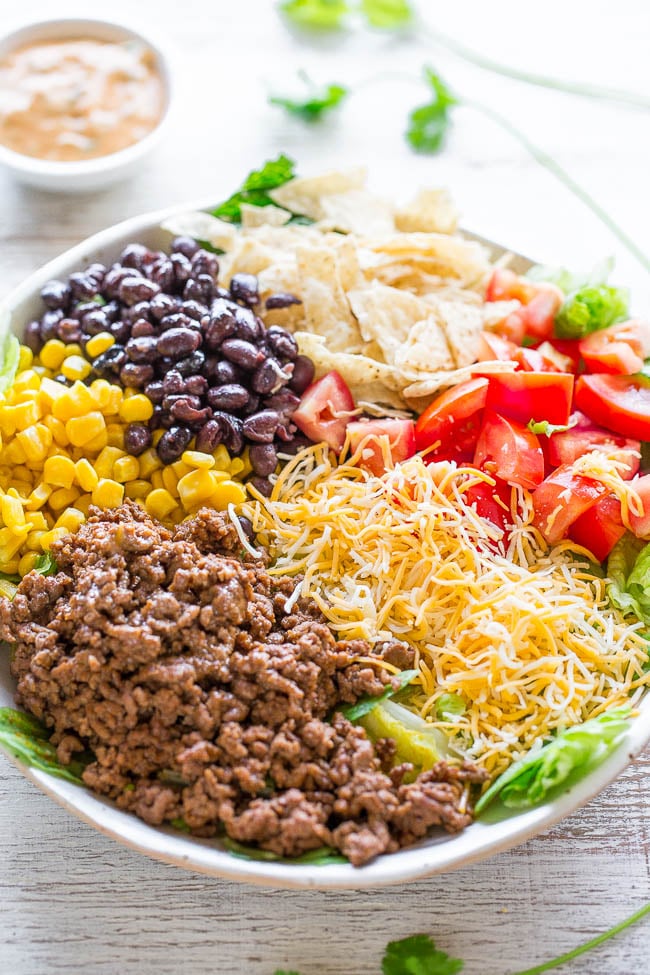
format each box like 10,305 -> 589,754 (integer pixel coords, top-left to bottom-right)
0,38 -> 165,161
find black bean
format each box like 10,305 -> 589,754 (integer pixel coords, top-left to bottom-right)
72,300 -> 102,320
237,515 -> 255,541
93,345 -> 127,377
127,336 -> 158,363
149,293 -> 178,321
175,351 -> 205,377
40,280 -> 70,311
230,273 -> 259,307
155,356 -> 176,376
163,393 -> 202,412
81,308 -> 110,335
69,272 -> 98,301
157,327 -> 201,358
202,358 -> 235,384
264,389 -> 300,418
56,319 -> 82,344
103,300 -> 121,323
275,421 -> 297,443
85,262 -> 106,284
40,312 -> 63,343
119,277 -> 160,307
191,248 -> 219,279
242,393 -> 260,416
265,292 -> 302,310
130,319 -> 156,338
279,433 -> 312,456
171,236 -> 200,259
149,259 -> 175,291
157,426 -> 193,464
195,419 -> 223,453
120,243 -> 151,270
170,253 -> 192,288
252,358 -> 289,395
232,305 -> 263,343
205,314 -> 236,351
221,338 -> 265,370
159,312 -> 195,332
120,363 -> 154,388
124,422 -> 152,456
103,266 -> 132,299
24,321 -> 43,353
249,443 -> 278,477
109,320 -> 131,345
242,410 -> 280,444
129,300 -> 152,323
157,409 -> 175,429
266,325 -> 298,360
213,413 -> 244,454
183,374 -> 208,396
289,355 -> 315,395
181,300 -> 208,321
207,384 -> 249,411
248,476 -> 273,498
173,402 -> 211,427
184,274 -> 215,304
144,380 -> 165,404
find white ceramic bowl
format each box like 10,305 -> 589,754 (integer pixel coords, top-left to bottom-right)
0,18 -> 173,192
2,204 -> 650,888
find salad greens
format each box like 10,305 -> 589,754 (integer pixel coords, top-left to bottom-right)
279,0 -> 412,30
475,706 -> 631,814
607,535 -> 650,626
554,284 -> 629,339
406,67 -> 456,154
527,418 -> 575,438
359,699 -> 447,772
526,257 -> 615,295
33,552 -> 58,577
434,693 -> 465,721
223,838 -> 347,865
270,73 -> 348,122
211,155 -> 298,223
0,332 -> 20,396
0,706 -> 88,785
339,668 -> 418,721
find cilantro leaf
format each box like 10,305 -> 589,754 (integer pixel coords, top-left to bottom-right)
33,552 -> 58,576
270,75 -> 348,123
279,0 -> 350,29
554,284 -> 629,339
382,934 -> 463,975
339,668 -> 418,722
361,0 -> 413,29
527,417 -> 576,437
212,155 -> 297,223
406,68 -> 457,154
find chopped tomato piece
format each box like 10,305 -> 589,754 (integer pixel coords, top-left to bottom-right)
480,371 -> 574,427
579,320 -> 650,375
537,338 -> 582,373
569,494 -> 626,561
625,474 -> 650,538
292,370 -> 355,451
476,331 -> 518,362
347,418 -> 416,476
485,269 -> 538,304
497,308 -> 527,345
474,411 -> 544,490
533,341 -> 575,373
575,374 -> 650,441
522,288 -> 563,340
532,465 -> 607,544
547,412 -> 640,479
463,475 -> 513,533
415,377 -> 488,461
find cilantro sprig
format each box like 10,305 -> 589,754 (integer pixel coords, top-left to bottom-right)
406,67 -> 456,153
211,155 -> 298,223
270,73 -> 348,122
279,0 -> 412,30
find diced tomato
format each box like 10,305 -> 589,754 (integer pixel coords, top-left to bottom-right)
626,474 -> 650,538
485,271 -> 561,342
513,347 -> 548,372
415,377 -> 488,461
533,341 -> 574,373
476,331 -> 518,362
463,475 -> 513,533
532,465 -> 608,544
474,411 -> 544,490
569,494 -> 626,561
538,338 -> 582,374
292,370 -> 355,451
547,412 -> 640,479
575,374 -> 650,441
485,269 -> 538,304
579,320 -> 650,376
521,288 -> 563,340
347,418 -> 416,476
479,371 -> 574,427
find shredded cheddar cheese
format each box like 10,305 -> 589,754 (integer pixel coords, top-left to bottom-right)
245,446 -> 650,780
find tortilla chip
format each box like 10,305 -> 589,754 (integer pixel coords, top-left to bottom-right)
428,298 -> 485,368
161,211 -> 237,251
393,316 -> 458,377
333,236 -> 364,292
318,190 -> 395,236
403,359 -> 517,401
295,331 -> 406,409
296,244 -> 362,353
395,188 -> 459,234
240,203 -> 292,228
363,232 -> 490,287
269,168 -> 367,221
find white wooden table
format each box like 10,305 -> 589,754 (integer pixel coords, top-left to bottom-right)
2,2 -> 650,972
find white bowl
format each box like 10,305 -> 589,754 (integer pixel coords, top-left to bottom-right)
2,204 -> 650,888
0,18 -> 173,192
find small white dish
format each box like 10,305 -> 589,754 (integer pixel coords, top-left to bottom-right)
0,18 -> 173,193
1,203 -> 649,888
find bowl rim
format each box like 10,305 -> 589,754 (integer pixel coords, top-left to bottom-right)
0,16 -> 174,176
2,200 -> 650,889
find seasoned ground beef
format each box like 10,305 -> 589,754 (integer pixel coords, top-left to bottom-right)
3,502 -> 486,866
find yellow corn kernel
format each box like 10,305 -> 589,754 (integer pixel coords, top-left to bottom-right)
161,466 -> 179,497
229,457 -> 246,477
208,479 -> 247,510
11,483 -> 32,500
150,470 -> 165,491
13,466 -> 33,487
119,394 -> 154,423
83,430 -> 108,453
12,399 -> 43,431
92,478 -> 124,508
0,527 -> 27,561
168,506 -> 185,525
26,512 -> 48,532
182,450 -> 215,470
1,494 -> 26,531
177,469 -> 217,509
122,386 -> 139,399
65,411 -> 106,447
0,409 -> 16,439
145,488 -> 177,520
60,355 -> 92,382
171,460 -> 191,481
75,495 -> 91,515
88,379 -> 112,410
151,429 -> 164,447
43,455 -> 76,489
55,508 -> 85,532
105,423 -> 125,449
13,369 -> 40,393
124,479 -> 151,500
94,446 -> 124,479
113,455 -> 140,483
52,381 -> 97,422
213,445 -> 232,471
18,345 -> 33,371
25,483 -> 52,511
38,377 -> 69,410
49,486 -> 80,511
39,339 -> 67,371
139,448 -> 162,478
16,424 -> 53,464
43,414 -> 69,447
0,559 -> 20,576
85,332 -> 115,358
74,458 -> 99,492
18,551 -> 39,576
4,441 -> 27,465
25,531 -> 45,552
102,385 -> 123,416
40,527 -> 69,550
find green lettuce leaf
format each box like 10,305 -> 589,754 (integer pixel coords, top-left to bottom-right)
33,552 -> 58,576
435,693 -> 465,721
0,332 -> 20,395
359,699 -> 448,772
212,155 -> 298,223
526,256 -> 614,295
223,838 -> 347,865
0,706 -> 88,785
554,284 -> 629,339
607,535 -> 650,624
475,706 -> 631,813
340,668 -> 418,721
527,418 -> 576,437
382,934 -> 464,975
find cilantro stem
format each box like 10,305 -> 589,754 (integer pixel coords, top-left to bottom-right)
422,25 -> 650,112
507,901 -> 650,975
462,97 -> 650,277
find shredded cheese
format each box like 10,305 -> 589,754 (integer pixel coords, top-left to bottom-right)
244,446 -> 650,780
